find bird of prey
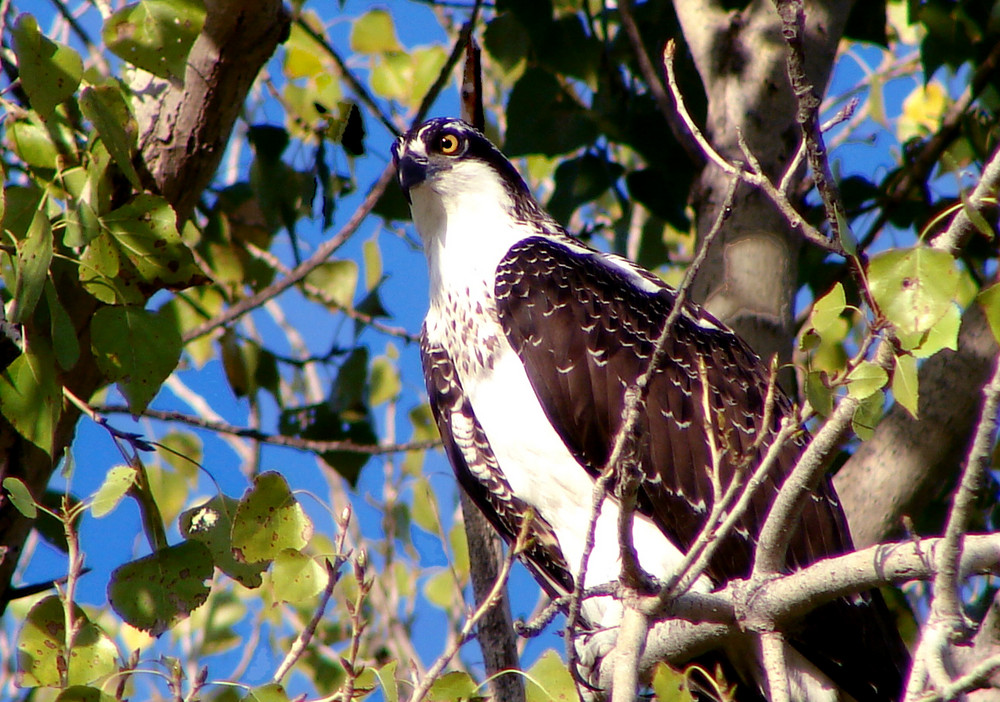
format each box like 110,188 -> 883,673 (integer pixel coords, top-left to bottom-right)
392,117 -> 908,701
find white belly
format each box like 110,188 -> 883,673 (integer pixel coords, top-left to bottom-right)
464,343 -> 711,623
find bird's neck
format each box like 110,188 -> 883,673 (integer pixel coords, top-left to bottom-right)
410,184 -> 534,310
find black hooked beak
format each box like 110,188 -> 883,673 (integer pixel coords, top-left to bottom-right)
391,140 -> 427,204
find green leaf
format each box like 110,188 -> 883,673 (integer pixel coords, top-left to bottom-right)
868,247 -> 959,334
852,390 -> 884,441
100,194 -> 197,287
350,9 -> 401,54
232,472 -> 313,563
370,355 -> 400,406
505,67 -> 597,157
12,208 -> 53,324
846,361 -> 889,399
180,495 -> 267,588
45,282 -> 80,370
91,465 -> 136,518
11,14 -> 83,120
978,282 -> 1000,346
108,540 -> 213,636
241,683 -> 292,702
897,301 -> 961,358
305,260 -> 358,308
103,0 -> 207,80
370,48 -> 448,107
363,237 -> 382,291
810,282 -> 847,336
91,305 -> 182,414
0,336 -> 61,455
3,477 -> 37,518
8,119 -> 59,170
423,569 -> 456,610
526,650 -> 576,702
17,596 -> 117,687
79,85 -> 141,190
805,371 -> 833,418
427,671 -> 479,702
650,662 -> 695,702
55,686 -> 118,702
411,478 -> 438,533
272,549 -> 328,603
376,662 -> 399,702
892,353 -> 919,418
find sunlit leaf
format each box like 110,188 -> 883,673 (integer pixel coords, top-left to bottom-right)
376,661 -> 399,702
3,477 -> 37,518
272,549 -> 328,603
232,472 -> 313,563
91,465 -> 136,518
427,671 -> 478,702
103,0 -> 207,80
868,247 -> 959,335
650,662 -> 695,702
11,14 -> 83,119
108,541 -> 213,636
525,649 -> 577,702
978,283 -> 1000,346
423,569 -> 456,610
805,371 -> 833,417
305,260 -> 358,309
810,283 -> 847,336
350,9 -> 401,54
17,596 -> 117,687
180,494 -> 267,588
370,355 -> 400,406
846,361 -> 889,399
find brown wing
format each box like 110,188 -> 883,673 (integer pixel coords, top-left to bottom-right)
494,236 -> 908,701
420,329 -> 574,598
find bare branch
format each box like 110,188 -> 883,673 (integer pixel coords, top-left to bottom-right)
933,143 -> 1000,256
753,341 -> 894,577
772,0 -> 846,247
182,164 -> 396,343
94,404 -> 440,456
662,41 -> 842,256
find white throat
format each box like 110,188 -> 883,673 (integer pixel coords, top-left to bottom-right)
408,160 -> 536,308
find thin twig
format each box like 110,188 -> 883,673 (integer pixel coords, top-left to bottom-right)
772,0 -> 847,247
182,164 -> 396,343
663,41 -> 843,256
244,242 -> 420,342
291,15 -> 399,137
753,340 -> 894,577
932,142 -> 1000,256
858,39 -> 1000,251
274,510 -> 352,683
564,171 -> 741,692
409,514 -> 528,702
94,404 -> 440,455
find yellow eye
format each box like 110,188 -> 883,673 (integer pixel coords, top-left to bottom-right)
439,133 -> 461,155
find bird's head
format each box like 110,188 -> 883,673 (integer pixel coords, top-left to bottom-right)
391,118 -> 555,246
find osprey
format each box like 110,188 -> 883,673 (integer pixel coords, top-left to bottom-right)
393,117 -> 908,701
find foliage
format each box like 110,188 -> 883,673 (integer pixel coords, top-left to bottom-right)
0,0 -> 998,700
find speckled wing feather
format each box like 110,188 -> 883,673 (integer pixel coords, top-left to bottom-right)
494,236 -> 908,702
420,328 -> 574,598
